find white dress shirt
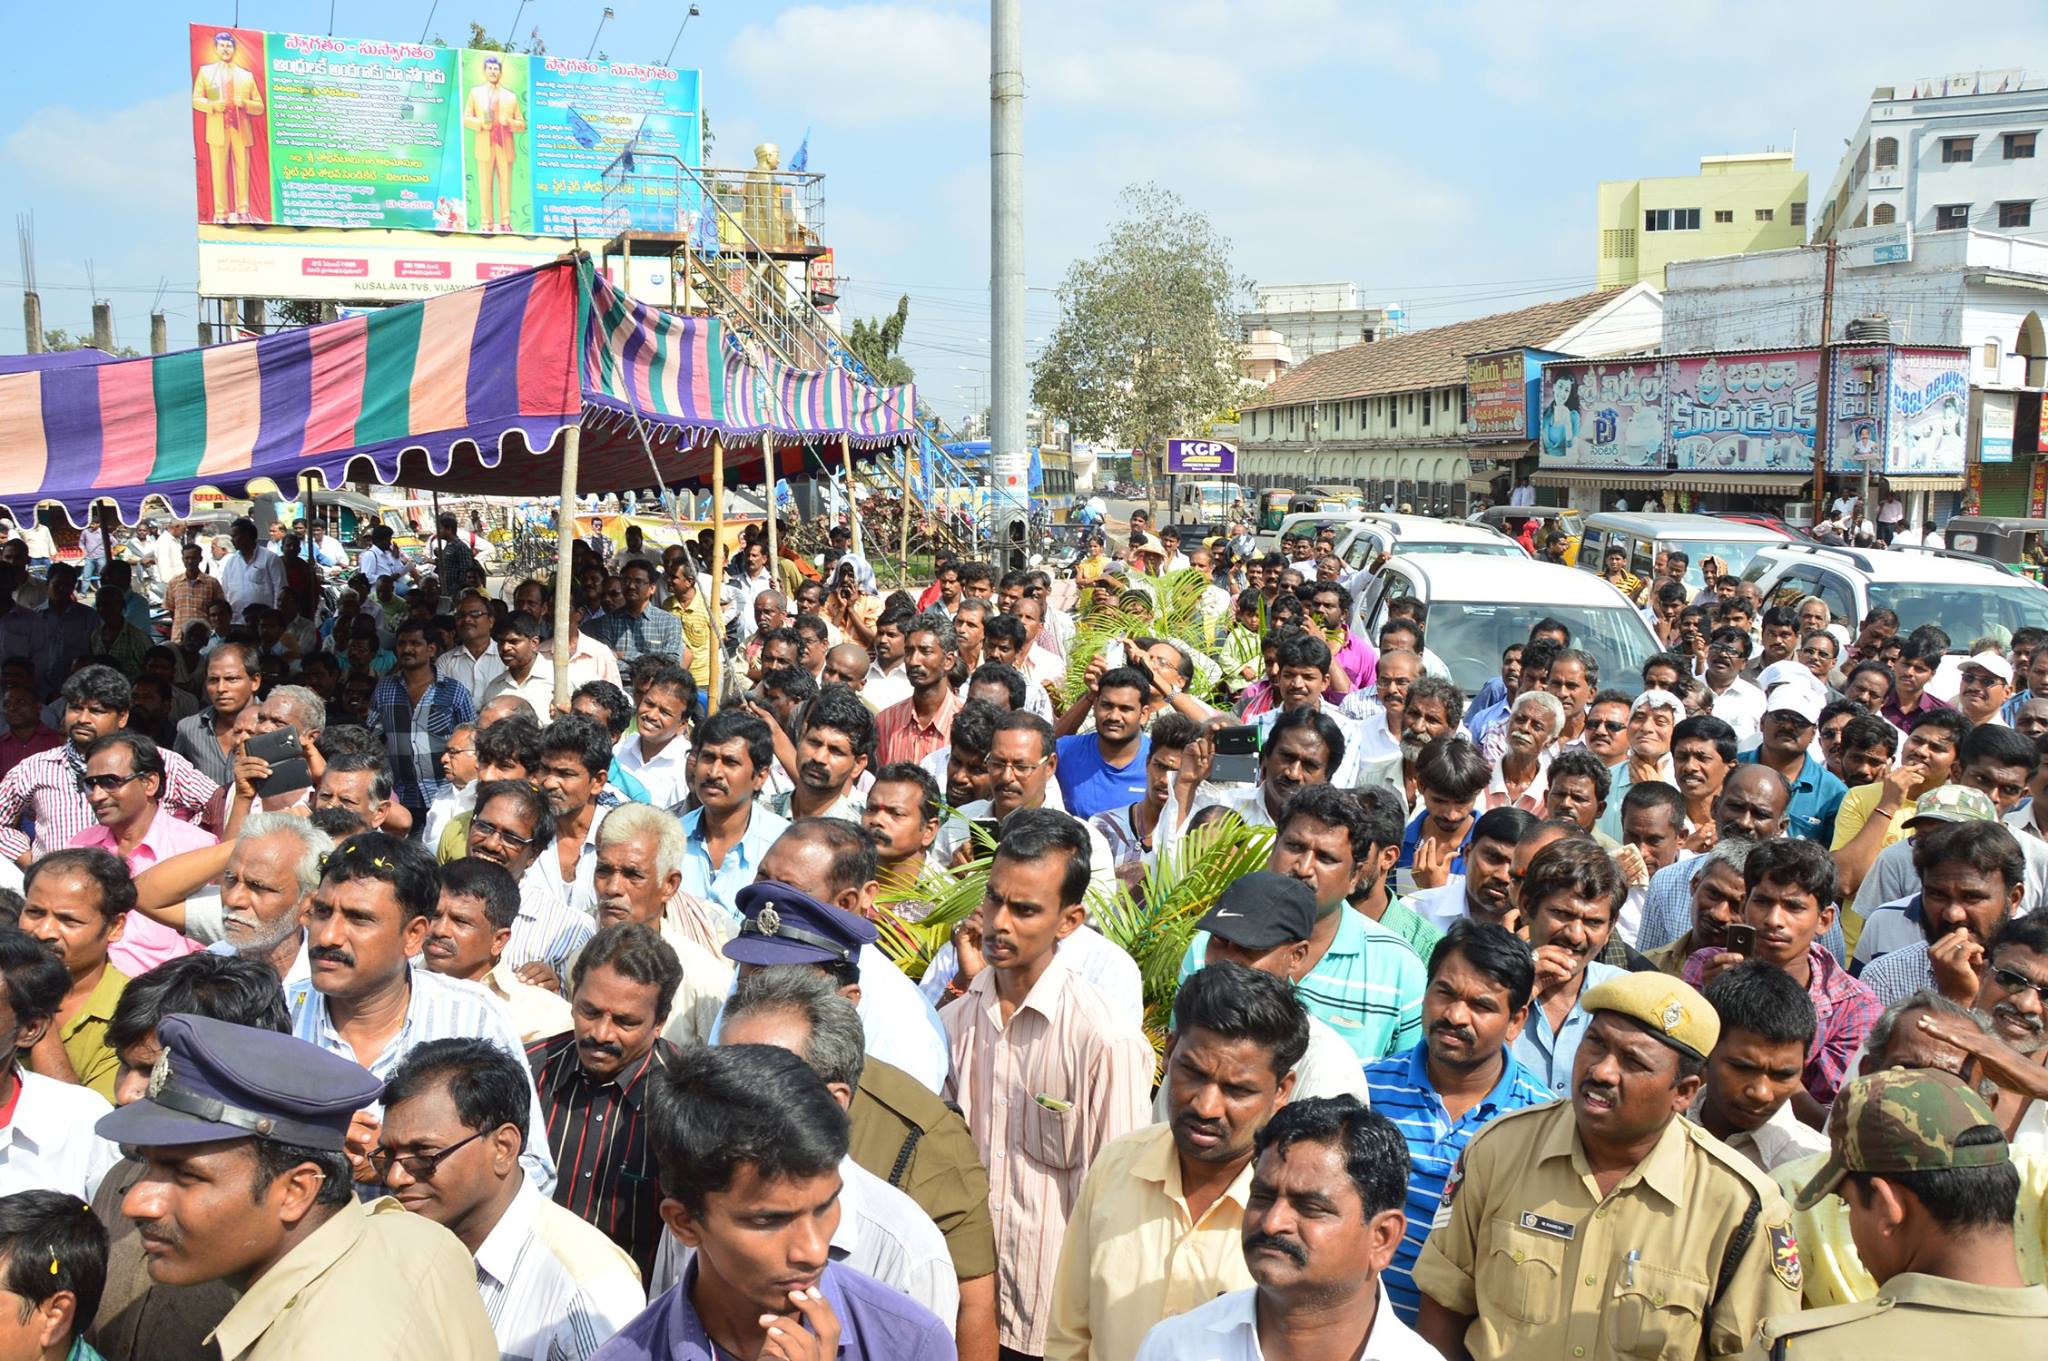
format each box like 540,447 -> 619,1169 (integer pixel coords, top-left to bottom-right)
357,545 -> 413,587
1135,1284 -> 1444,1361
532,816 -> 603,918
856,942 -> 952,1095
437,643 -> 506,701
613,734 -> 692,811
217,548 -> 284,621
0,1069 -> 120,1201
473,1180 -> 646,1360
648,1155 -> 958,1332
424,781 -> 477,856
1707,675 -> 1767,749
482,660 -> 558,720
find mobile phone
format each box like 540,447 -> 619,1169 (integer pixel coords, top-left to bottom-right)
972,818 -> 1003,849
1212,724 -> 1260,784
1723,923 -> 1757,958
245,726 -> 311,798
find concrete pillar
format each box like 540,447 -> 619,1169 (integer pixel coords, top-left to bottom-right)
91,301 -> 114,353
149,312 -> 168,355
240,297 -> 264,336
21,292 -> 41,353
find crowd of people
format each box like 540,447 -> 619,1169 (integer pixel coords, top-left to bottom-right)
0,500 -> 2033,1359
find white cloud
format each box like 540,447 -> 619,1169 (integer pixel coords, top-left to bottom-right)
727,4 -> 984,123
3,93 -> 192,219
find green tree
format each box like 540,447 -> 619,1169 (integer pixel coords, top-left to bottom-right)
845,293 -> 916,386
1032,184 -> 1252,505
41,328 -> 137,358
429,22 -> 547,53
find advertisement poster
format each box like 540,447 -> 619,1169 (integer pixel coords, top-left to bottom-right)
189,23 -> 700,236
1667,351 -> 1820,473
1827,346 -> 1888,473
525,57 -> 703,238
189,26 -> 274,224
1886,347 -> 1971,475
265,34 -> 461,230
1981,391 -> 2017,464
1165,439 -> 1237,474
1538,360 -> 1666,470
1465,350 -> 1529,439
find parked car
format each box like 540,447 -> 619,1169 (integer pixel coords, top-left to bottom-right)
1576,512 -> 1788,594
1333,515 -> 1526,572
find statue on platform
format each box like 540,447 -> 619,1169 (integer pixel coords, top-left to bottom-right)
743,142 -> 794,250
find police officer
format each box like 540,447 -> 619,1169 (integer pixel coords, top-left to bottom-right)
1414,971 -> 1802,1360
1748,1067 -> 2048,1357
97,1013 -> 496,1360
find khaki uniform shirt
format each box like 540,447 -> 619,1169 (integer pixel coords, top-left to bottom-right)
207,1196 -> 496,1361
1413,1101 -> 1802,1360
1746,1274 -> 2048,1358
847,1056 -> 997,1282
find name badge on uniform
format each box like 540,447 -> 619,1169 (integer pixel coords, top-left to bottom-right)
1518,1212 -> 1576,1241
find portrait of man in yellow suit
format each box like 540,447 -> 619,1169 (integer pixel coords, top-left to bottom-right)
191,30 -> 265,224
463,54 -> 525,232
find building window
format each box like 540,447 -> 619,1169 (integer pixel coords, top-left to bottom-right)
1942,137 -> 1974,163
1714,209 -> 1734,224
1872,202 -> 1897,225
1985,339 -> 2002,370
1791,201 -> 1807,226
2000,201 -> 2033,228
1937,203 -> 1971,230
1874,137 -> 1898,169
2006,132 -> 2037,159
1754,207 -> 1775,222
1644,208 -> 1698,232
1405,395 -> 1415,415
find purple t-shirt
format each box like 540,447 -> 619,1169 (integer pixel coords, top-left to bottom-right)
591,1260 -> 952,1361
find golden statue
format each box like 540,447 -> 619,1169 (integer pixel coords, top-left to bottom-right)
192,31 -> 265,224
742,142 -> 793,249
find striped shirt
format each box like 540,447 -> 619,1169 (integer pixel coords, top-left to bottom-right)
942,953 -> 1153,1356
505,858 -> 596,977
1684,942 -> 1881,1106
1180,906 -> 1427,1062
164,572 -> 225,643
526,1032 -> 680,1281
1363,1041 -> 1555,1323
874,688 -> 962,769
587,606 -> 684,667
0,741 -> 218,864
368,672 -> 479,812
473,1181 -> 646,1361
287,965 -> 556,1192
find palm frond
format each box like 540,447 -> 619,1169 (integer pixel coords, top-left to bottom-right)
1060,566 -> 1229,709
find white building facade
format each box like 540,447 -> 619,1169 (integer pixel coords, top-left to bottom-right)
1241,283 -> 1406,363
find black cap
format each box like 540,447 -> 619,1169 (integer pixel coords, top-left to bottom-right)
95,1013 -> 383,1153
1195,871 -> 1317,949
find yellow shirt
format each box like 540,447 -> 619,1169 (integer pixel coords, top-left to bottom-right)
666,596 -> 715,689
1829,781 -> 1921,856
484,960 -> 572,1045
1044,1122 -> 1257,1361
61,966 -> 127,1102
1771,1148 -> 2048,1306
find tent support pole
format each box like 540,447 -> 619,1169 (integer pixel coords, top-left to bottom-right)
709,432 -> 726,716
764,434 -> 778,593
552,423 -> 581,711
898,443 -> 911,580
840,432 -> 859,559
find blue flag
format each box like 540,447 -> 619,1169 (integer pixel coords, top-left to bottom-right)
788,128 -> 810,173
567,108 -> 599,150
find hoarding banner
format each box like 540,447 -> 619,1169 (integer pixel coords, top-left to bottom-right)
188,22 -> 700,234
1465,350 -> 1529,439
1667,351 -> 1820,473
1981,391 -> 2017,464
1828,347 -> 1888,474
1537,360 -> 1666,470
1886,347 -> 1970,475
1166,439 -> 1237,475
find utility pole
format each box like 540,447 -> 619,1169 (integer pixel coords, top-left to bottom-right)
1810,238 -> 1839,526
989,0 -> 1027,570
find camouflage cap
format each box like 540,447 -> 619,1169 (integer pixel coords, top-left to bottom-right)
1900,784 -> 1998,830
1793,1068 -> 2010,1210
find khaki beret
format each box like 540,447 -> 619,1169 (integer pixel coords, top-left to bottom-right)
1581,971 -> 1719,1062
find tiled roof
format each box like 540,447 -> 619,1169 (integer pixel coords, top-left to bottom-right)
1244,288 -> 1625,409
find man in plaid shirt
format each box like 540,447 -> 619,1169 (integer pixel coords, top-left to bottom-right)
588,559 -> 684,667
0,665 -> 218,865
164,541 -> 226,645
368,617 -> 478,826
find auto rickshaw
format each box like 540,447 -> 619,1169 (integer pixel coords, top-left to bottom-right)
1257,488 -> 1296,532
1469,504 -> 1584,563
1940,516 -> 2048,581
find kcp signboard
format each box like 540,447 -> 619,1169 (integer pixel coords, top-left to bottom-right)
1165,439 -> 1237,474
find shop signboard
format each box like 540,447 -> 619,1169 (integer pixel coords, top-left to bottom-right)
1165,439 -> 1237,475
1828,346 -> 1889,473
1666,351 -> 1820,473
1537,359 -> 1667,470
1465,349 -> 1529,440
1980,391 -> 2017,464
1885,347 -> 1971,475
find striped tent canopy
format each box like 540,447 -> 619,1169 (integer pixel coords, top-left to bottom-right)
0,256 -> 918,525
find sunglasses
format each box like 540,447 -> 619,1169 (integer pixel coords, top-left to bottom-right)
80,771 -> 149,793
1991,965 -> 2048,1007
370,1128 -> 488,1181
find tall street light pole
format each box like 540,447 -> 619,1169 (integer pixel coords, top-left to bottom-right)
989,0 -> 1027,568
587,6 -> 614,59
664,4 -> 702,66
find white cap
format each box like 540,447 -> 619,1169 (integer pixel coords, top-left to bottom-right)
1964,650 -> 2015,684
1757,660 -> 1815,692
1764,683 -> 1825,725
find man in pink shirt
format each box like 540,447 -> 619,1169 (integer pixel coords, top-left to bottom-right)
0,683 -> 59,767
67,730 -> 213,974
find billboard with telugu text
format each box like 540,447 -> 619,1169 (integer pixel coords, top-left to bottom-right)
1465,350 -> 1529,440
1888,348 -> 1971,475
1538,359 -> 1667,470
1667,351 -> 1820,474
188,23 -> 700,236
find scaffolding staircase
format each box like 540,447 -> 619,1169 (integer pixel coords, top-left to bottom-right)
597,151 -> 984,563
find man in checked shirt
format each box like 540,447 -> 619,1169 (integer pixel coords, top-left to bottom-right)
0,665 -> 218,870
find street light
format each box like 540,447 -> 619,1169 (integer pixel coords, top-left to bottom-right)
587,6 -> 614,59
505,0 -> 529,47
663,4 -> 703,66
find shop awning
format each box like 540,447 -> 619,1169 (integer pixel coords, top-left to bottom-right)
1877,475 -> 1967,492
1533,471 -> 1815,494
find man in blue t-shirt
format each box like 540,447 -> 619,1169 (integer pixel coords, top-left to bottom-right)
1053,664 -> 1153,819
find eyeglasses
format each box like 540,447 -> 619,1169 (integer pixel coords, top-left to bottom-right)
456,608 -> 490,621
471,817 -> 536,850
1991,964 -> 2048,1007
985,755 -> 1052,778
445,745 -> 475,758
79,771 -> 148,793
1583,718 -> 1627,734
369,1129 -> 487,1182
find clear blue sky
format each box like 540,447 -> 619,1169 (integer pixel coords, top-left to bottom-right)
3,1 -> 2042,422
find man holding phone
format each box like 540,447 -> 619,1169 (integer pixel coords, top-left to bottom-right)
1683,837 -> 1881,1116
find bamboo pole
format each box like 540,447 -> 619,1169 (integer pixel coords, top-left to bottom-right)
709,431 -> 727,716
763,433 -> 779,592
551,424 -> 582,711
840,431 -> 859,561
898,443 -> 912,581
